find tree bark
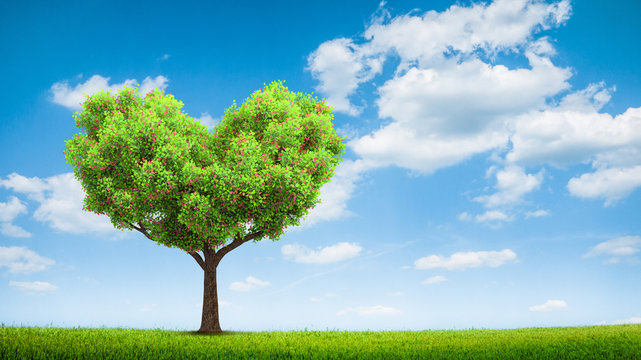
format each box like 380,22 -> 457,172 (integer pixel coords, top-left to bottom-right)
198,248 -> 222,333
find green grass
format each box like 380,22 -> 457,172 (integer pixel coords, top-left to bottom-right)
1,324 -> 639,359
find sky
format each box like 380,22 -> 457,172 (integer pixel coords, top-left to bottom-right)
1,0 -> 640,332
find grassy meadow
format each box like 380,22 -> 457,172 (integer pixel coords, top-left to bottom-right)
1,324 -> 640,359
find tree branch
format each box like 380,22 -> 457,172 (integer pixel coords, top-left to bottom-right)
130,221 -> 205,271
129,221 -> 154,241
189,251 -> 205,271
213,230 -> 264,266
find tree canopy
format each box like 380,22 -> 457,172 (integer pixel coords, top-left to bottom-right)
64,81 -> 346,252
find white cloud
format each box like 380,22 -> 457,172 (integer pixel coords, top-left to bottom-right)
474,166 -> 544,208
414,249 -> 517,270
138,76 -> 170,98
0,196 -> 32,238
597,317 -> 641,326
462,166 -> 544,225
525,209 -> 549,218
196,112 -> 220,131
337,305 -> 401,316
567,166 -> 641,206
375,56 -> 570,136
308,0 -> 571,117
1,223 -> 32,238
0,246 -> 55,274
0,174 -> 49,202
229,276 -> 270,292
349,122 -> 508,176
31,173 -> 112,233
529,299 -> 568,312
475,210 -> 512,223
49,74 -> 169,111
306,38 -> 384,116
559,82 -> 614,112
9,281 -> 58,292
423,275 -> 447,285
0,196 -> 28,222
293,158 -> 381,229
507,102 -> 641,168
459,211 -> 514,223
304,0 -> 641,213
583,236 -> 641,263
282,242 -> 363,264
0,172 -> 129,236
362,0 -> 570,70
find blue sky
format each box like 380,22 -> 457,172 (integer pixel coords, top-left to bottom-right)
1,0 -> 640,331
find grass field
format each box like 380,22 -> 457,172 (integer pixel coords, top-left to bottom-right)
1,324 -> 640,359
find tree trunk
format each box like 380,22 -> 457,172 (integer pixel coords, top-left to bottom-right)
194,233 -> 261,333
198,256 -> 222,333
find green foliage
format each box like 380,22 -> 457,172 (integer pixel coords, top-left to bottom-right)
65,81 -> 346,253
2,325 -> 640,359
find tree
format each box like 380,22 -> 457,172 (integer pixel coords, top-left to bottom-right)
64,81 -> 346,333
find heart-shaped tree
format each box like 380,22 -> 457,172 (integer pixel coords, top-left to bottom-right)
64,80 -> 346,333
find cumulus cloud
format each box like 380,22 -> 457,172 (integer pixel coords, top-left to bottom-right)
507,100 -> 641,168
0,172 -> 130,237
583,236 -> 641,263
1,223 -> 32,238
459,210 -> 512,224
282,242 -> 363,264
337,305 -> 401,316
475,210 -> 511,223
196,112 -> 220,131
305,0 -> 641,213
292,158 -> 382,230
308,0 -> 572,120
414,249 -> 517,270
474,166 -> 544,208
0,246 -> 55,274
9,281 -> 58,292
349,122 -> 508,176
0,174 -> 49,202
0,196 -> 31,238
529,299 -> 568,312
306,38 -> 384,116
229,276 -> 270,292
364,0 -> 570,63
0,196 -> 28,222
306,0 -> 576,180
375,56 -> 570,136
558,81 -> 614,112
567,166 -> 641,206
462,163 -> 545,225
423,275 -> 447,285
49,74 -> 169,111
